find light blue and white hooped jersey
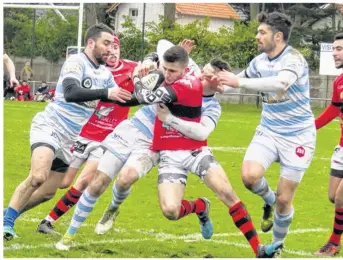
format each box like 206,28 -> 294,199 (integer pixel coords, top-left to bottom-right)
129,95 -> 222,139
245,45 -> 314,136
44,52 -> 117,136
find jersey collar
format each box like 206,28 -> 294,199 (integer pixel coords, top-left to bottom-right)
82,51 -> 100,69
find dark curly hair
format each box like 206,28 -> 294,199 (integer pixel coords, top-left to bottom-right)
334,33 -> 343,41
210,59 -> 231,72
257,11 -> 293,42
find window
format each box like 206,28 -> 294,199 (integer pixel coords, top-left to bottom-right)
129,8 -> 138,18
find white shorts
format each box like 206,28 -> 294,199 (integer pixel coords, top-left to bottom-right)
243,126 -> 316,183
331,146 -> 343,178
99,120 -> 159,179
69,136 -> 104,169
30,111 -> 75,165
158,147 -> 220,185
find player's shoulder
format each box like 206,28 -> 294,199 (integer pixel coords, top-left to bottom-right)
283,46 -> 305,61
334,74 -> 343,87
121,59 -> 137,67
253,52 -> 268,62
65,53 -> 85,64
175,75 -> 201,86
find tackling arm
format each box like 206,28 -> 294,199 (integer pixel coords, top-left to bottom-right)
163,115 -> 216,141
238,70 -> 298,92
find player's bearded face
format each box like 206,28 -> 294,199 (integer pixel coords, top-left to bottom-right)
256,24 -> 276,53
333,39 -> 343,69
92,32 -> 114,65
162,61 -> 187,84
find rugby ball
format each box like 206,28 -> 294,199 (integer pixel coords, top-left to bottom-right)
141,70 -> 165,91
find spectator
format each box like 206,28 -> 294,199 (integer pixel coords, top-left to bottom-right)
20,62 -> 34,81
14,80 -> 31,101
34,81 -> 50,102
47,87 -> 56,102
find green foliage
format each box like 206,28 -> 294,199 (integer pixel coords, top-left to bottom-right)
4,9 -> 83,63
118,16 -> 148,61
35,11 -> 82,63
119,16 -> 258,68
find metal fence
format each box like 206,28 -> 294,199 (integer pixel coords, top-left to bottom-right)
219,92 -> 332,108
26,81 -> 332,107
27,81 -> 57,94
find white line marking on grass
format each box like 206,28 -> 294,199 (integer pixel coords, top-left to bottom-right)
3,227 -> 328,257
137,228 -> 329,240
4,238 -> 150,251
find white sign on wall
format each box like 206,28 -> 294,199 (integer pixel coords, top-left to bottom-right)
319,43 -> 342,76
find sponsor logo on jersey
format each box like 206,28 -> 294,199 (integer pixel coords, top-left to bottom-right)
94,106 -> 114,120
82,77 -> 92,88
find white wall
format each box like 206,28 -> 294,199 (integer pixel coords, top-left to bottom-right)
175,14 -> 234,31
115,3 -> 164,33
311,14 -> 343,30
115,3 -> 234,33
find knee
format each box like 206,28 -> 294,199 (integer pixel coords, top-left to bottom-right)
329,193 -> 336,204
276,193 -> 292,210
241,165 -> 260,189
59,178 -> 73,189
160,204 -> 179,220
76,175 -> 93,191
117,167 -> 139,191
335,193 -> 343,207
88,171 -> 110,196
42,191 -> 56,201
30,173 -> 47,188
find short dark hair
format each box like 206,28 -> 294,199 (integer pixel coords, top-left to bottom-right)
84,23 -> 114,45
210,59 -> 231,72
257,11 -> 293,42
22,80 -> 27,83
334,33 -> 343,41
163,46 -> 189,67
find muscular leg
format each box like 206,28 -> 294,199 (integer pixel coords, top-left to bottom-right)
19,171 -> 65,214
158,183 -> 185,220
4,146 -> 54,237
328,176 -> 342,204
204,165 -> 262,255
42,160 -> 98,225
55,151 -> 124,249
59,167 -> 79,190
272,176 -> 298,244
315,172 -> 343,256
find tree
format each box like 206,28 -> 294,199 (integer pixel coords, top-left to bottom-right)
4,9 -> 83,63
118,16 -> 148,61
145,16 -> 258,68
229,3 -> 340,70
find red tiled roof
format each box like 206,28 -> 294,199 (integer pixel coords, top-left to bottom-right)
175,3 -> 240,20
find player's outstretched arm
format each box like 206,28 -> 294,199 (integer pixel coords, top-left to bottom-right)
315,104 -> 340,130
156,104 -> 216,141
63,77 -> 131,103
216,70 -> 298,93
3,54 -> 19,87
